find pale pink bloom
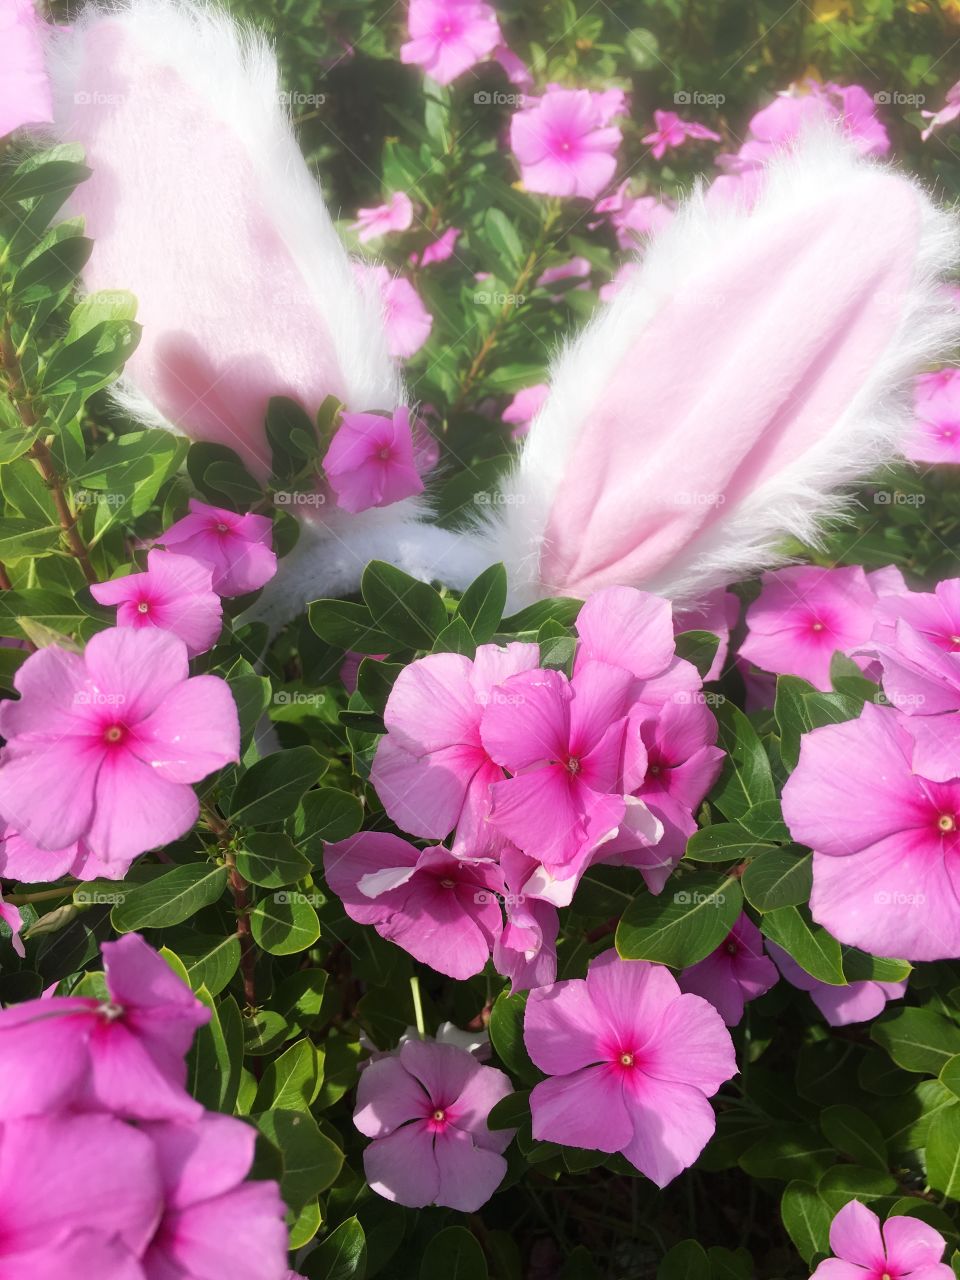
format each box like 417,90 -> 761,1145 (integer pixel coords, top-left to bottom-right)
354,1037 -> 514,1210
642,109 -> 721,160
142,1115 -> 288,1280
0,628 -> 239,865
767,942 -> 906,1027
679,914 -> 778,1026
826,82 -> 891,156
748,81 -> 889,157
740,564 -> 877,692
359,264 -> 434,358
705,167 -> 767,211
91,550 -> 223,657
525,949 -> 736,1185
0,821 -> 115,883
675,588 -> 740,682
811,1200 -> 953,1280
0,889 -> 23,959
0,1113 -> 162,1274
536,256 -> 592,293
481,662 -> 635,873
866,583 -> 960,724
510,88 -> 623,200
352,191 -> 414,242
0,933 -> 209,1121
322,406 -> 425,514
492,846 -> 559,993
921,79 -> 960,141
323,833 -> 506,979
400,0 -> 502,85
159,500 -> 277,597
782,702 -> 960,961
492,45 -> 532,88
411,225 -> 461,267
594,181 -> 675,249
0,0 -> 53,137
501,383 -> 549,438
370,643 -> 539,857
906,367 -> 960,463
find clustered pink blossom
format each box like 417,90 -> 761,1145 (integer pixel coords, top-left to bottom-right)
158,499 -> 277,597
509,87 -> 625,200
679,913 -> 778,1026
91,549 -> 223,657
353,1036 -> 514,1209
812,1201 -> 953,1280
322,406 -> 425,513
411,225 -> 462,267
0,933 -> 288,1277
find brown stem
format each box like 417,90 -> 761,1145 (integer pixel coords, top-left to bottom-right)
29,437 -> 98,585
225,851 -> 258,1008
0,329 -> 37,427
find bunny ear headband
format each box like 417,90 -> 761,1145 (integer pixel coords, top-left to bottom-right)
45,0 -> 959,626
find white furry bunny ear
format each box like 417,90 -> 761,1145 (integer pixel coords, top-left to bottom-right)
473,132 -> 959,608
45,0 -> 400,481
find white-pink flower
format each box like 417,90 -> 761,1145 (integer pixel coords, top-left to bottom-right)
352,192 -> 414,243
400,0 -> 502,85
510,88 -> 624,200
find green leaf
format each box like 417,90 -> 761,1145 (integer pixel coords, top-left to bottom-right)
740,1127 -> 834,1182
457,563 -> 507,643
179,933 -> 241,996
817,1164 -> 896,1208
13,232 -> 92,302
774,674 -> 863,771
685,823 -> 777,863
928,1104 -> 960,1197
253,1039 -> 323,1112
841,949 -> 911,984
820,1105 -> 888,1171
674,629 -> 720,680
360,560 -> 447,649
871,1007 -> 960,1075
419,1227 -> 488,1280
432,616 -> 476,657
616,873 -> 742,968
657,1241 -> 710,1280
487,1089 -> 530,1131
257,1109 -> 344,1209
941,1055 -> 960,1099
2,154 -> 91,204
500,597 -> 582,634
712,702 -> 775,821
306,1217 -> 367,1280
760,906 -> 845,985
65,289 -> 138,343
0,517 -> 63,561
187,988 -> 243,1112
41,319 -> 141,396
739,799 -> 791,842
308,599 -> 393,654
781,1181 -> 832,1266
235,834 -> 313,888
110,865 -> 228,931
483,207 -> 525,274
227,746 -> 323,826
741,849 -> 812,911
489,990 -> 539,1084
293,788 -> 364,851
249,891 -> 321,955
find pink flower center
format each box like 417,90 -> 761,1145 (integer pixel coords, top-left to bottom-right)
137,600 -> 150,614
215,522 -> 230,534
433,1108 -> 445,1122
648,763 -> 661,775
618,1052 -> 634,1067
725,941 -> 738,956
939,814 -> 957,834
440,878 -> 456,888
810,620 -> 825,633
566,756 -> 581,775
951,635 -> 960,649
103,724 -> 125,745
378,446 -> 392,461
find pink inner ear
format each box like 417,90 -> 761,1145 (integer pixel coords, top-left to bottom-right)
538,171 -> 920,599
61,21 -> 349,480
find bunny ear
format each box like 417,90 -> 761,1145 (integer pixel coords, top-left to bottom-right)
475,130 -> 959,607
45,0 -> 401,482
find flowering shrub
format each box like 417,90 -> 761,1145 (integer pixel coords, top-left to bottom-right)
3,0 -> 960,1277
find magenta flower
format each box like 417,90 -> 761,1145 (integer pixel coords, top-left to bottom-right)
352,191 -> 414,242
412,225 -> 461,267
782,702 -> 960,961
142,1115 -> 288,1280
481,662 -> 634,873
642,109 -> 721,160
323,833 -> 506,978
0,933 -> 209,1122
400,0 -> 502,86
0,821 -> 113,883
0,889 -> 22,958
91,549 -> 223,657
811,1200 -> 953,1280
740,564 -> 877,691
524,950 -> 736,1185
492,847 -> 559,993
767,942 -> 906,1027
868,577 -> 960,720
501,383 -> 549,439
510,88 -> 623,200
536,256 -> 592,296
0,628 -> 239,866
0,1113 -> 162,1274
0,0 -> 53,138
359,263 -> 433,358
679,914 -> 779,1026
322,406 -> 425,514
159,499 -> 277,597
594,181 -> 675,250
370,643 -> 539,857
354,1037 -> 514,1210
921,79 -> 960,141
905,368 -> 960,464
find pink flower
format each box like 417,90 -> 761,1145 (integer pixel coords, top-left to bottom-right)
0,628 -> 239,866
679,915 -> 779,1026
811,1200 -> 953,1280
524,949 -> 736,1185
354,1037 -> 514,1210
359,264 -> 433,358
0,0 -> 53,138
370,643 -> 539,857
599,260 -> 640,302
322,406 -> 425,514
782,702 -> 960,961
675,588 -> 740,682
411,225 -> 461,267
740,564 -> 878,692
142,1115 -> 288,1280
323,833 -> 506,978
501,383 -> 549,438
767,943 -> 906,1027
922,79 -> 960,141
159,500 -> 277,597
492,45 -> 531,88
536,256 -> 592,294
510,88 -> 623,200
0,889 -> 23,959
905,368 -> 960,464
868,577 -> 960,718
594,181 -> 675,249
91,550 -> 223,657
0,1113 -> 162,1274
352,191 -> 414,242
492,846 -> 559,993
0,933 -> 209,1122
642,109 -> 721,160
0,821 -> 114,883
400,0 -> 502,85
481,662 -> 634,873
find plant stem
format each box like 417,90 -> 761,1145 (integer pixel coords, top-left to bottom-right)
410,974 -> 426,1037
224,849 -> 258,1009
6,886 -> 73,905
29,437 -> 98,584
